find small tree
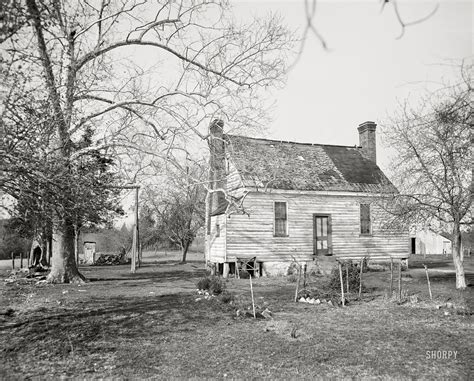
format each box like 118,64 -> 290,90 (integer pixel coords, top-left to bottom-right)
142,163 -> 206,263
383,64 -> 472,289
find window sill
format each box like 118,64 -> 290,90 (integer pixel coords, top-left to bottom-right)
359,233 -> 373,237
274,234 -> 289,238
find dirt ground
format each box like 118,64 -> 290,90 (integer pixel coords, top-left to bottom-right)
0,252 -> 473,379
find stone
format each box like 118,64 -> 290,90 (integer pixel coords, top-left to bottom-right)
446,302 -> 453,309
315,299 -> 321,304
299,297 -> 306,303
308,298 -> 315,304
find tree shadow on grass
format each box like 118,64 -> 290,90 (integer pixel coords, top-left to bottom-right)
86,269 -> 207,282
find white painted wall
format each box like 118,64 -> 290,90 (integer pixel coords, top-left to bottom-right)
412,229 -> 451,255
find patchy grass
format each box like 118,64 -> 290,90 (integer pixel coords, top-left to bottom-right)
0,258 -> 472,379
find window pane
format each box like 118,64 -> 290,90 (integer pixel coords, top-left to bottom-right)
275,202 -> 286,219
322,218 -> 327,236
275,220 -> 286,236
360,204 -> 371,234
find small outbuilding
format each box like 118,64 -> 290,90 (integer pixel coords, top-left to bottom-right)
410,229 -> 452,256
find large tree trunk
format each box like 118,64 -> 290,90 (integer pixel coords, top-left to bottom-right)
47,217 -> 85,283
452,223 -> 466,290
181,241 -> 191,264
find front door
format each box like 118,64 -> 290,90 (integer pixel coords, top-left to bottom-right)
313,215 -> 332,256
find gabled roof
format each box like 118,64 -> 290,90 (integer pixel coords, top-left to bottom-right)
226,135 -> 395,193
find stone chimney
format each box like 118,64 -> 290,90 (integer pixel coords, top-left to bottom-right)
358,121 -> 377,163
208,119 -> 226,214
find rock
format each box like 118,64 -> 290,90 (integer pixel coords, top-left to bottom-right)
315,299 -> 321,305
308,298 -> 315,304
446,302 -> 453,309
299,297 -> 306,303
327,300 -> 334,307
195,297 -> 202,302
262,309 -> 273,319
444,311 -> 450,316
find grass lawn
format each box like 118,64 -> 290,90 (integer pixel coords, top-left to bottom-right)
0,254 -> 472,379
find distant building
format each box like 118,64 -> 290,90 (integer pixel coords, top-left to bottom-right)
410,228 -> 451,255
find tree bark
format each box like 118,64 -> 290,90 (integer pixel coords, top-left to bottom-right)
181,241 -> 190,264
47,217 -> 85,283
452,222 -> 466,290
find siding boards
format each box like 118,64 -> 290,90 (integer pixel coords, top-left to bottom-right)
209,214 -> 226,262
224,192 -> 409,262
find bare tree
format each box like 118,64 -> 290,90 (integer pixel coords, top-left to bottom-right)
383,63 -> 472,289
141,162 -> 206,263
1,1 -> 294,282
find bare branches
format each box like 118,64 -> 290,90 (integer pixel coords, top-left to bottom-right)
388,0 -> 440,40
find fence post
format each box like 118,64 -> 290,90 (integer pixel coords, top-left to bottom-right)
20,252 -> 23,269
11,252 -> 15,269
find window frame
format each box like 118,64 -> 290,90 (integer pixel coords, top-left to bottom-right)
273,201 -> 288,237
360,203 -> 371,235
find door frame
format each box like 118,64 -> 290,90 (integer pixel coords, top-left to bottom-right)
313,214 -> 333,256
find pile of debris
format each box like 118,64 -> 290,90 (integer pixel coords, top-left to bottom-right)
298,296 -> 339,306
4,266 -> 49,284
93,253 -> 129,266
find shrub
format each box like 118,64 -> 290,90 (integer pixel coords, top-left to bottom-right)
219,291 -> 234,304
196,275 -> 225,295
327,263 -> 363,292
196,277 -> 211,291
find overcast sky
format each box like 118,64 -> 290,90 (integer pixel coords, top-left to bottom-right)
231,0 -> 472,170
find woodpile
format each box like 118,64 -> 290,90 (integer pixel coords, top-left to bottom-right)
93,253 -> 129,266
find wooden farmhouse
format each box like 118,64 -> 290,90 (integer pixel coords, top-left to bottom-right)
205,120 -> 409,277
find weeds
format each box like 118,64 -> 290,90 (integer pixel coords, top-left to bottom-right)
196,276 -> 225,295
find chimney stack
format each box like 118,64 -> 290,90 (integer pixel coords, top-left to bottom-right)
358,121 -> 377,163
208,119 -> 226,214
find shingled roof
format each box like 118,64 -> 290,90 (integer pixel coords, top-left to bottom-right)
226,134 -> 395,193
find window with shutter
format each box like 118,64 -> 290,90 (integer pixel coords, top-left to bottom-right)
360,204 -> 371,235
274,201 -> 288,236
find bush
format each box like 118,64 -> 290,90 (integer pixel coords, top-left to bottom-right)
219,291 -> 234,304
196,275 -> 225,295
327,263 -> 363,292
196,277 -> 211,291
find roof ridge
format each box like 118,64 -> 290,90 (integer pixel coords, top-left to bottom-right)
225,133 -> 358,149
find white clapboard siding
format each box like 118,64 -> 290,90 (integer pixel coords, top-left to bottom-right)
209,214 -> 226,263
218,191 -> 409,262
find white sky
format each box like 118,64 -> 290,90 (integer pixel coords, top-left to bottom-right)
231,0 -> 472,171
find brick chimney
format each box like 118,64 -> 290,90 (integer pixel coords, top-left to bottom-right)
358,121 -> 377,163
208,119 -> 226,214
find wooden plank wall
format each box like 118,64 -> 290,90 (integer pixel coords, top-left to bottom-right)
224,191 -> 409,262
209,214 -> 226,263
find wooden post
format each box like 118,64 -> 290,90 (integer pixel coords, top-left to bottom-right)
398,260 -> 402,302
131,227 -> 136,273
346,263 -> 349,293
249,275 -> 256,318
303,263 -> 307,291
423,264 -> 433,300
27,249 -> 30,268
20,253 -> 23,269
135,187 -> 141,268
390,258 -> 394,297
339,262 -> 345,307
359,258 -> 363,298
11,252 -> 14,269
